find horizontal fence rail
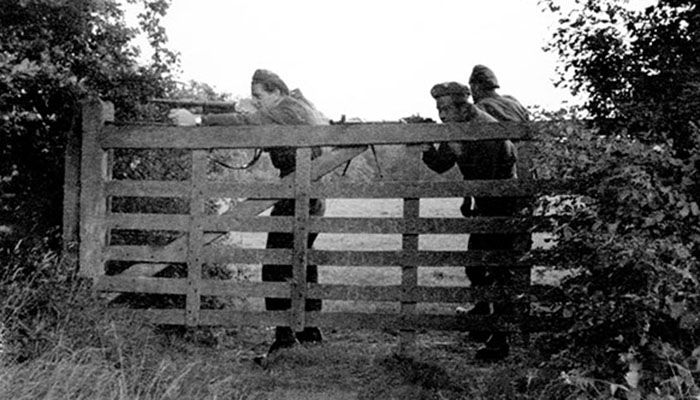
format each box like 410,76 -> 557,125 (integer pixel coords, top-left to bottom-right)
70,98 -> 567,343
100,120 -> 539,149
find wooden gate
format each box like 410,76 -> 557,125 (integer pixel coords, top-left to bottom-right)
65,97 -> 558,345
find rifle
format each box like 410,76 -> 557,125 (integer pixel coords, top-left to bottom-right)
149,98 -> 237,113
150,98 -> 263,169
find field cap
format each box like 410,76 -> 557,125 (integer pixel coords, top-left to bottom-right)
430,81 -> 471,99
251,69 -> 289,94
469,65 -> 500,89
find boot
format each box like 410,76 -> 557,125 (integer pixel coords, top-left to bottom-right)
268,326 -> 298,354
296,327 -> 323,344
475,332 -> 509,361
457,301 -> 491,343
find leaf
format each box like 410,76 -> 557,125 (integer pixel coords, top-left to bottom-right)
11,58 -> 40,77
625,389 -> 642,400
680,313 -> 700,330
668,299 -> 686,320
610,383 -> 619,395
690,202 -> 700,216
624,367 -> 640,389
675,245 -> 691,260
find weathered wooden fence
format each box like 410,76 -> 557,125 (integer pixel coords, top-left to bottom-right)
64,97 -> 561,347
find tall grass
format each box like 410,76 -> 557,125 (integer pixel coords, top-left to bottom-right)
0,342 -> 261,400
0,236 -> 262,399
0,232 -> 541,399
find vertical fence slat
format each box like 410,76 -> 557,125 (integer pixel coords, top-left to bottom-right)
186,150 -> 207,326
291,147 -> 312,332
78,98 -> 108,278
399,145 -> 422,352
516,139 -> 536,343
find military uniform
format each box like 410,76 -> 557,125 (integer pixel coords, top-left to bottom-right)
421,80 -> 520,287
202,70 -> 327,347
422,76 -> 528,360
467,64 -> 530,289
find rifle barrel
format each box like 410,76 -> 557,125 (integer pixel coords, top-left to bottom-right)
149,98 -> 237,109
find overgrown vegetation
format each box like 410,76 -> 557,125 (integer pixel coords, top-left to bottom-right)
533,1 -> 700,396
0,0 -> 179,240
529,117 -> 700,399
540,0 -> 700,156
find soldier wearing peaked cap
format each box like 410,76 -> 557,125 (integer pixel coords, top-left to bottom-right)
420,79 -> 520,362
428,82 -> 497,126
430,81 -> 470,98
422,81 -> 516,196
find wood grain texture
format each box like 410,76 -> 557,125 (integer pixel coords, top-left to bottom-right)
291,147 -> 312,331
100,121 -> 537,149
78,98 -> 108,278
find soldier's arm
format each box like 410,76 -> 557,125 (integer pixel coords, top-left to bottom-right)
422,143 -> 457,174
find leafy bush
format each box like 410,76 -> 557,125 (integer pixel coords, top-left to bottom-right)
531,115 -> 700,397
540,0 -> 700,156
0,0 -> 179,242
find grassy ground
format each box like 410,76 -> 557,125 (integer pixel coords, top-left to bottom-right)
0,320 -> 554,399
0,197 -> 562,399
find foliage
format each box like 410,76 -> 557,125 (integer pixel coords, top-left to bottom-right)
540,1 -> 700,394
540,0 -> 700,155
531,113 -> 700,397
0,232 -> 98,363
168,79 -> 233,103
0,0 -> 179,241
399,113 -> 436,124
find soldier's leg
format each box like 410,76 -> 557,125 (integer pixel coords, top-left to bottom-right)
472,233 -> 527,361
263,199 -> 297,351
297,232 -> 324,343
263,231 -> 294,311
464,233 -> 494,342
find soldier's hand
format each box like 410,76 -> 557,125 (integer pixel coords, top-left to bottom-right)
168,108 -> 199,126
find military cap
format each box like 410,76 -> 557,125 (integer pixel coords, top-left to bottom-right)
251,69 -> 289,94
430,81 -> 471,99
469,64 -> 500,89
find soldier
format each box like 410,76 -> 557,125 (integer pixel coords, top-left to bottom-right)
469,64 -> 531,359
469,64 -> 529,122
170,69 -> 327,354
420,81 -> 518,361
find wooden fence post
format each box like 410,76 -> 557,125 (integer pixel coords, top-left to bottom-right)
398,144 -> 421,354
291,147 -> 312,332
186,150 -> 207,326
62,112 -> 82,263
78,97 -> 109,278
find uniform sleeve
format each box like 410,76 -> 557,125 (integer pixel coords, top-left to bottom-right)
266,99 -> 318,125
476,97 -> 529,122
475,100 -> 510,122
